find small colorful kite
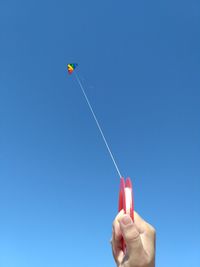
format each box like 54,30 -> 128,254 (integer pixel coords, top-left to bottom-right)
67,63 -> 78,74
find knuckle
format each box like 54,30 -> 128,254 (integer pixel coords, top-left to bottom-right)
112,217 -> 118,228
149,225 -> 156,235
146,223 -> 156,236
112,220 -> 116,231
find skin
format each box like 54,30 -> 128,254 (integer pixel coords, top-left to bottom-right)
111,210 -> 156,267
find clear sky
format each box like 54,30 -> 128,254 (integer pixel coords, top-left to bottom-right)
0,0 -> 200,266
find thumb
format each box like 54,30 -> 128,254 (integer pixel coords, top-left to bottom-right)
119,215 -> 144,257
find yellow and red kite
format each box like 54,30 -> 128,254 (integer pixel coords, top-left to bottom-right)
67,63 -> 78,74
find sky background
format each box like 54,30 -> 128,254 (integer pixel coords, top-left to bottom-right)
0,0 -> 200,266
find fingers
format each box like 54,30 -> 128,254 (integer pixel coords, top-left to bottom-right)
119,214 -> 144,259
111,210 -> 156,267
111,210 -> 146,264
111,210 -> 144,263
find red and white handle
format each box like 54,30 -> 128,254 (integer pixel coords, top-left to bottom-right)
118,177 -> 134,252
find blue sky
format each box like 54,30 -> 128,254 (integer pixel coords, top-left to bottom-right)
0,0 -> 200,266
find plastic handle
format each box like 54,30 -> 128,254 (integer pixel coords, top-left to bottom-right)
118,177 -> 134,253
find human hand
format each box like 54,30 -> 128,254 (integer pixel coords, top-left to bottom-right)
111,210 -> 155,267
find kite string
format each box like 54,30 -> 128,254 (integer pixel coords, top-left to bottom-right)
74,71 -> 122,178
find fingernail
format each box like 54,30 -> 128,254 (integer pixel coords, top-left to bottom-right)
121,215 -> 132,226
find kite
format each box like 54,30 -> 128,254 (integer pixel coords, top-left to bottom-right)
67,63 -> 78,74
67,64 -> 134,253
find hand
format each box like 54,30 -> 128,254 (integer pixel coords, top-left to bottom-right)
111,210 -> 155,267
